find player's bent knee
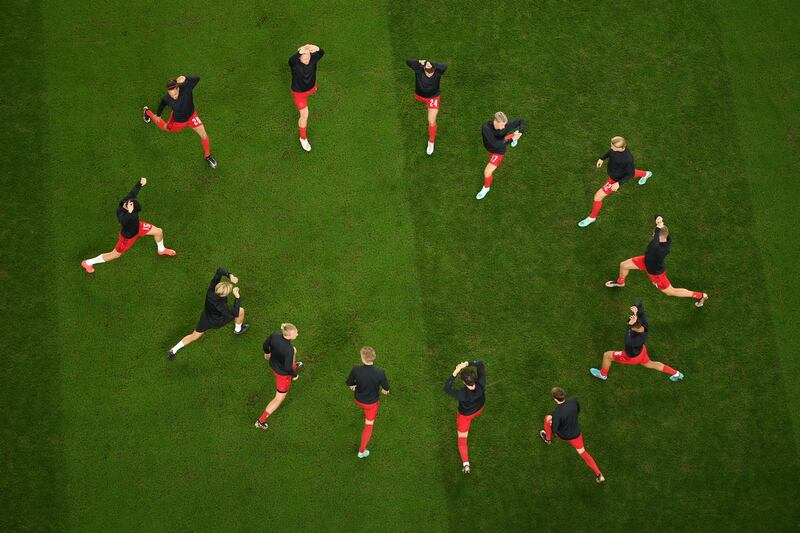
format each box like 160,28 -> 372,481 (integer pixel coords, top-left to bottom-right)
365,419 -> 375,425
576,447 -> 585,454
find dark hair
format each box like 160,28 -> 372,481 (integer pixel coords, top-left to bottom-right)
551,387 -> 566,401
424,64 -> 435,74
166,79 -> 179,90
461,368 -> 477,386
119,198 -> 141,213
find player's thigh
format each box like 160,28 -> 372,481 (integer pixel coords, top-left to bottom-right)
621,258 -> 639,270
144,224 -> 161,236
192,124 -> 208,137
427,107 -> 439,124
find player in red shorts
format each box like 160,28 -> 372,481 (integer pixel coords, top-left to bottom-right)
81,177 -> 175,273
476,112 -> 526,200
539,387 -> 605,483
289,44 -> 324,152
444,359 -> 486,473
143,75 -> 217,168
346,346 -> 390,459
255,323 -> 304,430
167,267 -> 250,359
405,58 -> 447,155
605,215 -> 709,307
590,300 -> 684,382
579,136 -> 652,227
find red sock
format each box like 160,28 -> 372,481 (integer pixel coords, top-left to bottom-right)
579,450 -> 601,476
601,367 -> 609,377
660,364 -> 677,375
147,110 -> 168,131
543,417 -> 552,441
692,292 -> 703,299
483,175 -> 493,188
299,127 -> 307,140
457,436 -> 469,463
428,124 -> 437,142
201,137 -> 211,158
616,277 -> 625,285
634,169 -> 647,177
589,200 -> 603,218
258,410 -> 271,423
359,423 -> 374,453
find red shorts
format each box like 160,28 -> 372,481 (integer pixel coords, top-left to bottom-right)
291,85 -> 317,110
601,177 -> 619,195
631,255 -> 672,290
355,399 -> 380,422
272,365 -> 297,394
612,344 -> 651,365
414,93 -> 440,109
456,406 -> 484,432
488,152 -> 505,167
166,112 -> 203,132
114,221 -> 152,254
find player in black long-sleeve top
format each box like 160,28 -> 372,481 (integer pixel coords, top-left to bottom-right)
406,58 -> 447,155
255,323 -> 303,430
476,112 -> 526,200
167,268 -> 249,359
345,346 -> 390,459
143,75 -> 217,168
578,136 -> 652,227
606,215 -> 709,307
590,301 -> 684,382
539,387 -> 605,483
81,177 -> 175,273
444,359 -> 486,473
289,44 -> 324,152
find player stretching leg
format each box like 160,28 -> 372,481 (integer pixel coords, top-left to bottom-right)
167,268 -> 249,359
476,112 -> 525,199
590,301 -> 684,382
81,178 -> 175,273
143,76 -> 217,168
406,58 -> 447,155
578,136 -> 652,227
255,323 -> 303,430
444,360 -> 486,473
346,346 -> 390,459
289,44 -> 324,152
605,215 -> 708,307
539,387 -> 605,483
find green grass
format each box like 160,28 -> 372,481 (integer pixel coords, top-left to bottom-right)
2,0 -> 798,531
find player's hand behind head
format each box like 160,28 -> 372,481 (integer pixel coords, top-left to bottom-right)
229,274 -> 239,284
232,287 -> 240,298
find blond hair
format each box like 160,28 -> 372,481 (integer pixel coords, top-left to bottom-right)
281,323 -> 298,335
611,136 -> 627,149
494,111 -> 508,124
360,346 -> 377,363
215,281 -> 233,297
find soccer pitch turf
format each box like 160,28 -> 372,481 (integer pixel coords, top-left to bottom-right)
2,0 -> 799,531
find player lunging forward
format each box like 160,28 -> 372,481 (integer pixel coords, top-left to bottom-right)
444,360 -> 486,474
539,387 -> 605,483
289,44 -> 324,151
590,301 -> 684,382
143,76 -> 217,168
406,58 -> 447,155
476,112 -> 525,200
255,323 -> 303,430
605,215 -> 708,307
167,268 -> 249,359
346,346 -> 390,459
81,178 -> 175,273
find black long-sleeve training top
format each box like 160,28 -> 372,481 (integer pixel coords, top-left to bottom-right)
551,397 -> 581,440
289,49 -> 325,92
264,332 -> 297,377
157,76 -> 199,122
204,268 -> 240,322
444,360 -> 486,415
644,227 -> 671,274
406,59 -> 447,98
346,364 -> 390,404
624,300 -> 649,357
117,181 -> 142,238
601,148 -> 635,183
482,119 -> 526,155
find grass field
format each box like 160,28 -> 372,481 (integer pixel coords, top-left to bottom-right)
2,1 -> 799,531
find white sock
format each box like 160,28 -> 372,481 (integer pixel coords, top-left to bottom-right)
234,323 -> 242,332
86,255 -> 105,266
156,240 -> 166,252
171,341 -> 184,353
